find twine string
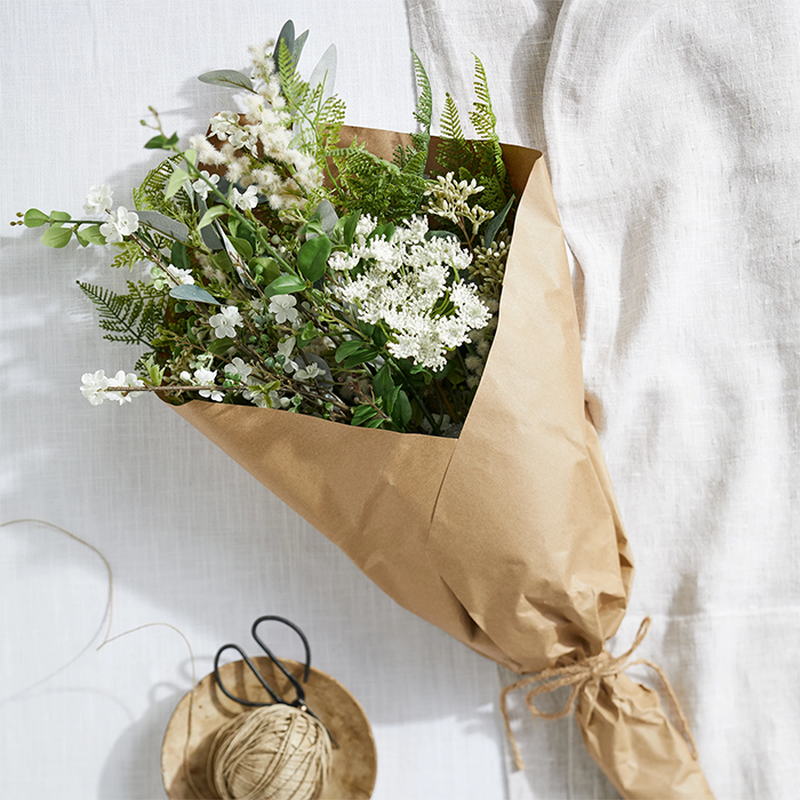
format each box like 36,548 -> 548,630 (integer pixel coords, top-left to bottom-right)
4,518 -> 332,800
500,617 -> 698,770
208,704 -> 331,800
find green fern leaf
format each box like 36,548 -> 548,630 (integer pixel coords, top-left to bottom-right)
78,280 -> 165,346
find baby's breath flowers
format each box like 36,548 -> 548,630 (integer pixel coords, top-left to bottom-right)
17,23 -> 519,435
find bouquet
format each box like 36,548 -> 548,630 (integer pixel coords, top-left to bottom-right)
19,24 -> 514,435
16,21 -> 714,800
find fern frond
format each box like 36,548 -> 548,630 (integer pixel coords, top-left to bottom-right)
133,155 -> 193,217
78,280 -> 165,346
109,240 -> 146,271
436,93 -> 477,176
278,39 -> 308,114
411,52 -> 432,154
467,55 -> 506,183
440,93 -> 465,142
330,143 -> 427,220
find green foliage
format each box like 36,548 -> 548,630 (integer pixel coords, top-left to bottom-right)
132,155 -> 193,218
330,143 -> 429,221
392,53 -> 432,177
276,37 -> 346,167
433,55 -> 512,217
109,239 -> 146,271
78,280 -> 165,346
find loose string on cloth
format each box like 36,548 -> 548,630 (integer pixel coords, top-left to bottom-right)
3,518 -> 332,800
1,518 -> 204,799
500,617 -> 699,770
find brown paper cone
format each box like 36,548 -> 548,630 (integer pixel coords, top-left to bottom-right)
173,128 -> 713,799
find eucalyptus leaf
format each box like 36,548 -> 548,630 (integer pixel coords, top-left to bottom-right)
23,208 -> 49,228
49,210 -> 71,224
308,44 -> 337,100
314,199 -> 338,235
198,205 -> 228,230
137,210 -> 189,242
76,225 -> 106,247
273,19 -> 295,71
169,284 -> 221,305
197,69 -> 256,93
165,167 -> 190,199
483,193 -> 515,248
293,30 -> 309,64
41,226 -> 72,248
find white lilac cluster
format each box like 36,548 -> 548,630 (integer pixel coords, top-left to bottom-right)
328,216 -> 490,371
80,370 -> 144,406
189,49 -> 322,213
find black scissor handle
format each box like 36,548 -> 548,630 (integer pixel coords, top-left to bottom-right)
251,615 -> 312,691
213,643 -> 283,707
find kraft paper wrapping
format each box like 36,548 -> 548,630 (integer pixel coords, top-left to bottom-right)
173,129 -> 713,799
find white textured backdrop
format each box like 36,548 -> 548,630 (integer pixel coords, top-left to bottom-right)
0,2 -> 508,799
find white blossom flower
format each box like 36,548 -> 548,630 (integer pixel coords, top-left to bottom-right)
231,185 -> 259,211
80,370 -> 111,405
166,264 -> 195,285
104,370 -> 145,404
294,362 -> 324,382
99,207 -> 139,243
276,337 -> 298,373
191,170 -> 220,200
83,184 -> 113,216
80,369 -> 143,405
208,305 -> 243,339
268,294 -> 299,325
185,366 -> 224,401
268,390 -> 292,409
224,357 -> 253,382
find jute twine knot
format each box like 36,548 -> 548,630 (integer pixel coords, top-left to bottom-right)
207,704 -> 332,800
500,617 -> 698,770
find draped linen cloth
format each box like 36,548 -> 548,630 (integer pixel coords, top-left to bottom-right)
408,1 -> 800,798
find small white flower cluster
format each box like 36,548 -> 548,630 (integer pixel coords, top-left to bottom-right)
179,354 -> 223,401
84,183 -> 140,244
80,369 -> 144,406
268,294 -> 299,326
425,173 -> 495,236
149,263 -> 195,289
189,50 -> 322,214
329,216 -> 490,371
208,305 -> 244,339
191,170 -> 220,201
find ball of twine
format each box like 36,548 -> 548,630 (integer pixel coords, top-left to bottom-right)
207,704 -> 332,800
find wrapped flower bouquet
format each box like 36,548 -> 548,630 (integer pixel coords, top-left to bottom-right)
17,21 -> 714,799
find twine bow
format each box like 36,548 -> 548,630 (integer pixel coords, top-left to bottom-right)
500,617 -> 698,770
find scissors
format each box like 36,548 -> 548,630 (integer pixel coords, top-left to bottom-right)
213,615 -> 335,744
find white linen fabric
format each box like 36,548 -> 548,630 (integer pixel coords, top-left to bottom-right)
409,1 -> 800,798
0,2 -> 509,799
